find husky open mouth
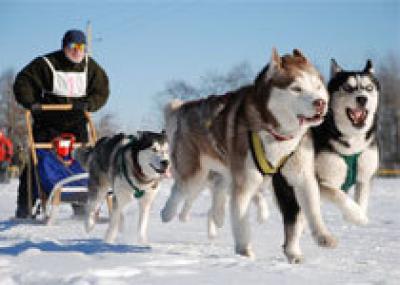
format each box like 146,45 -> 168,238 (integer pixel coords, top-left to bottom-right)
346,107 -> 368,128
297,113 -> 324,125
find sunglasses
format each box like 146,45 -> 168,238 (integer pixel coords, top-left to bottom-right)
67,42 -> 86,52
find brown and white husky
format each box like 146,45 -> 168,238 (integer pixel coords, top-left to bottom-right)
161,48 -> 335,258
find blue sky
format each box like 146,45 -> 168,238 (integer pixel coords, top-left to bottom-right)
1,0 -> 399,130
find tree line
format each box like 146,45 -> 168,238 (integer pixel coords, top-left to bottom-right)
1,54 -> 399,170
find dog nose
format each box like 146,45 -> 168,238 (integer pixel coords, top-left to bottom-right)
313,99 -> 326,114
160,160 -> 169,169
356,96 -> 367,107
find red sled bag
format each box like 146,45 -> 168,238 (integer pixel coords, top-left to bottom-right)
52,133 -> 76,163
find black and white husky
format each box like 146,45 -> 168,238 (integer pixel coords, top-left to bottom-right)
273,59 -> 380,263
82,131 -> 169,243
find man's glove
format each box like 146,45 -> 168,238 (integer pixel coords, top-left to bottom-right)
30,103 -> 42,114
72,101 -> 89,112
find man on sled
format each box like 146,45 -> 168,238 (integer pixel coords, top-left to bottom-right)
13,29 -> 109,219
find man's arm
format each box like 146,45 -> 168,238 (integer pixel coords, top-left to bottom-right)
13,57 -> 49,109
82,58 -> 110,112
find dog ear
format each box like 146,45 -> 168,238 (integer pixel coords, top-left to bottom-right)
364,59 -> 374,74
330,58 -> 342,78
266,47 -> 281,80
293,49 -> 307,62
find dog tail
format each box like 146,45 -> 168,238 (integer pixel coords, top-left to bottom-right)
164,99 -> 183,139
164,99 -> 183,124
73,146 -> 94,170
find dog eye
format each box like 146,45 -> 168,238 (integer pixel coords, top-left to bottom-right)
342,84 -> 354,93
291,86 -> 302,93
365,85 -> 374,92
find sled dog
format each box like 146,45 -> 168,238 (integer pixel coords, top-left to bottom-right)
161,48 -> 336,258
82,131 -> 169,243
272,59 -> 380,263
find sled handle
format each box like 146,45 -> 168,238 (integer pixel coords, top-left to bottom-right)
39,104 -> 73,111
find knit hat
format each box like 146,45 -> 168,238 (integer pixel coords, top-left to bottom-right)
62,30 -> 87,48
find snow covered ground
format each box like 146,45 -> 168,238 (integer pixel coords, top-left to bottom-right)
0,177 -> 399,285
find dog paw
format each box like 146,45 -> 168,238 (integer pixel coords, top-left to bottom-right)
208,218 -> 218,240
235,245 -> 255,259
161,206 -> 176,223
344,211 -> 369,225
285,252 -> 304,264
314,232 -> 338,248
343,198 -> 369,225
178,211 -> 190,222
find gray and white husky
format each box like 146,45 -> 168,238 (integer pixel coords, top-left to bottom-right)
161,48 -> 336,258
82,131 -> 169,243
272,59 -> 380,263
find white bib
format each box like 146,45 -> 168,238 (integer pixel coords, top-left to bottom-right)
43,56 -> 88,98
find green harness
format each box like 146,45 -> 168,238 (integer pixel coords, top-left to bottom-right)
115,136 -> 145,199
340,152 -> 361,192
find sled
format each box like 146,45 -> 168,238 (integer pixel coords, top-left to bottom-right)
25,104 -> 112,224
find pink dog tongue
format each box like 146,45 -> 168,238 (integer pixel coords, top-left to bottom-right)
352,109 -> 364,121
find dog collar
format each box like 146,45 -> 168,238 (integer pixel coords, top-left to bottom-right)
249,131 -> 291,175
115,137 -> 145,199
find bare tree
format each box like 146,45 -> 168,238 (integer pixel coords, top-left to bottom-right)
0,69 -> 27,147
153,61 -> 254,127
376,53 -> 400,169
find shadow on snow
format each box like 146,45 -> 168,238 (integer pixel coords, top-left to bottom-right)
0,239 -> 151,256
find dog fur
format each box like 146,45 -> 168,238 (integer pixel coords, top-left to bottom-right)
83,131 -> 169,243
272,59 -> 380,263
161,48 -> 336,258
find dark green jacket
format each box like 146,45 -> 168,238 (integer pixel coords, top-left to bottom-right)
13,50 -> 109,112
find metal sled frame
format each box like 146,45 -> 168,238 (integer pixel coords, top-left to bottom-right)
25,104 -> 112,224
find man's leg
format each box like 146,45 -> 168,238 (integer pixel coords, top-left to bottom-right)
15,162 -> 36,219
15,166 -> 29,218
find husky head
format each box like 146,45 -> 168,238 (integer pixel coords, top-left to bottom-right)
328,59 -> 380,135
135,130 -> 170,179
254,48 -> 329,137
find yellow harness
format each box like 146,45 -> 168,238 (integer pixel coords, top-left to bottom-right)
249,132 -> 290,175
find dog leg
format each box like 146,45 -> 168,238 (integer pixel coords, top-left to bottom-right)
354,146 -> 378,215
162,172 -> 207,223
208,188 -> 227,239
138,189 -> 157,244
85,183 -> 109,233
105,198 -> 121,243
282,135 -> 337,249
354,181 -> 371,215
252,190 -> 269,224
321,185 -> 368,225
207,175 -> 228,239
272,172 -> 305,263
105,191 -> 132,243
284,213 -> 305,264
179,192 -> 200,222
161,182 -> 183,222
230,171 -> 262,258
